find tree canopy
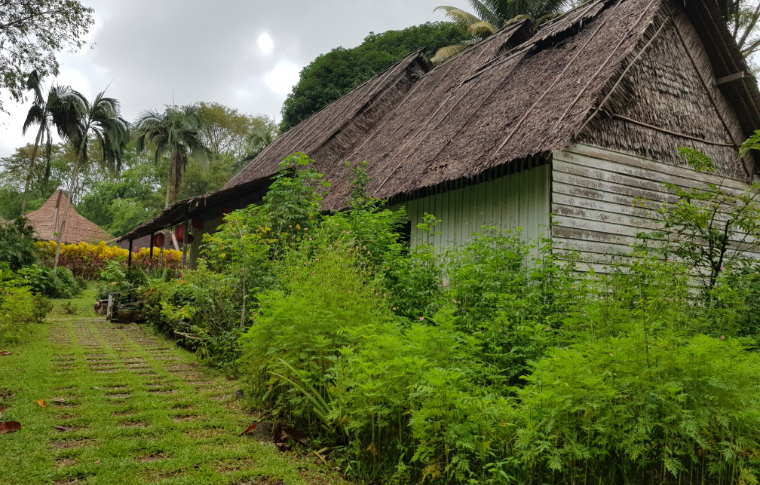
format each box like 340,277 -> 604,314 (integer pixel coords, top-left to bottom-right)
198,102 -> 276,158
279,22 -> 469,131
0,0 -> 94,113
723,0 -> 760,61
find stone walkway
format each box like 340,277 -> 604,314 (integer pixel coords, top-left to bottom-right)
0,318 -> 345,485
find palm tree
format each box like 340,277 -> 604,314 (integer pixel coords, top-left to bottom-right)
53,89 -> 130,271
239,126 -> 276,165
20,71 -> 84,214
432,0 -> 570,63
133,105 -> 209,209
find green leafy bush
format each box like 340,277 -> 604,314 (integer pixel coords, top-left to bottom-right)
0,267 -> 51,344
136,151 -> 760,484
16,264 -> 83,299
51,268 -> 83,299
517,333 -> 760,484
0,218 -> 38,270
239,244 -> 392,417
142,264 -> 241,366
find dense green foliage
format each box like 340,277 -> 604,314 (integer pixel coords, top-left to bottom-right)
129,149 -> 760,484
0,143 -> 78,220
0,105 -> 276,238
280,22 -> 469,130
0,217 -> 78,342
76,162 -> 165,237
0,0 -> 94,113
0,218 -> 39,270
0,217 -> 84,300
0,266 -> 53,344
18,264 -> 84,300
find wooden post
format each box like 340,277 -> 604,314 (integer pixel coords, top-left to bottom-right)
127,239 -> 133,270
181,219 -> 189,270
149,232 -> 154,269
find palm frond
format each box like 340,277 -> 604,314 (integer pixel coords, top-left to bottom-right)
25,70 -> 45,105
468,21 -> 497,37
22,105 -> 45,135
467,0 -> 505,27
430,44 -> 469,64
434,6 -> 484,29
132,104 -> 210,202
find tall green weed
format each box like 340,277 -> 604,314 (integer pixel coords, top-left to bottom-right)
134,152 -> 760,485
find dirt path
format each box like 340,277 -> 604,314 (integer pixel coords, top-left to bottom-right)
0,317 -> 346,485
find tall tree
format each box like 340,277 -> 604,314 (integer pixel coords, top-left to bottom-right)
133,105 -> 209,209
280,22 -> 469,130
53,89 -> 130,270
20,71 -> 83,214
239,125 -> 277,165
0,142 -> 78,219
432,0 -> 569,63
723,0 -> 760,61
0,0 -> 94,113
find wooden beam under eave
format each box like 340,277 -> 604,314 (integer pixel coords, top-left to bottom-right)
716,71 -> 751,86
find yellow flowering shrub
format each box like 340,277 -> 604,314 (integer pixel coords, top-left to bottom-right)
36,241 -> 183,279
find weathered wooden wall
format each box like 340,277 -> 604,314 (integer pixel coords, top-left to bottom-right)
403,165 -> 551,250
552,143 -> 755,270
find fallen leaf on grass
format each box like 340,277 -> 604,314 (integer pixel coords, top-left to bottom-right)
53,398 -> 66,404
0,421 -> 21,434
238,422 -> 259,437
274,423 -> 308,446
94,460 -> 100,465
35,399 -> 48,408
273,423 -> 308,452
0,351 -> 11,356
275,442 -> 292,451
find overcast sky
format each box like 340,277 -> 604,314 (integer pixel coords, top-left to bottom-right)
0,0 -> 453,157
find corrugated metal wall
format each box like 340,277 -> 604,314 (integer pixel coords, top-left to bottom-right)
403,164 -> 551,250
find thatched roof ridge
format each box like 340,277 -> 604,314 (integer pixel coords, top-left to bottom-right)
224,0 -> 760,211
228,50 -> 431,191
226,0 -> 672,209
27,190 -> 113,244
119,0 -> 760,241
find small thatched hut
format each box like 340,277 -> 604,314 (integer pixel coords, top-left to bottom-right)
27,190 -> 113,244
120,0 -> 760,269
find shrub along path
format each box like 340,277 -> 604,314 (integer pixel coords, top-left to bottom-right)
0,316 -> 347,485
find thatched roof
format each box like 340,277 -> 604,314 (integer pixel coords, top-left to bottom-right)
120,0 -> 760,241
27,190 -> 113,244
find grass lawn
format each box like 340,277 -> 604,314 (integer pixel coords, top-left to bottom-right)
0,289 -> 349,485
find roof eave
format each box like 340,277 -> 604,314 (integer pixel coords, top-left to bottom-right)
117,176 -> 272,242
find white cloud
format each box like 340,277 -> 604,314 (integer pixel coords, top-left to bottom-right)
0,0 -> 450,157
0,99 -> 35,156
257,33 -> 274,55
264,61 -> 301,96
